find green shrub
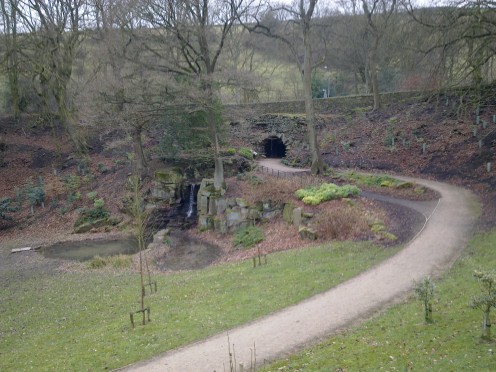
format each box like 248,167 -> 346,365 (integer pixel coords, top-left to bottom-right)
221,148 -> 236,156
97,163 -> 109,174
295,183 -> 360,205
74,205 -> 110,227
67,191 -> 81,204
0,198 -> 18,220
62,174 -> 81,191
238,147 -> 254,160
59,205 -> 68,215
233,225 -> 264,248
24,177 -> 45,213
93,198 -> 105,209
86,191 -> 97,201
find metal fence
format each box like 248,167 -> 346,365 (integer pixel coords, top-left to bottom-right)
256,164 -> 311,180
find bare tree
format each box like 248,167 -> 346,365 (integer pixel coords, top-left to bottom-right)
245,0 -> 327,174
132,0 -> 252,190
89,0 -> 152,177
13,0 -> 89,152
405,1 -> 496,95
361,0 -> 397,110
0,0 -> 21,119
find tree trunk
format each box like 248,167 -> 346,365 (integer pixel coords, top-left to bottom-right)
0,135 -> 6,167
482,308 -> 491,339
133,125 -> 147,177
204,82 -> 225,191
302,21 -> 325,175
54,86 -> 85,154
208,106 -> 225,191
369,44 -> 381,110
1,0 -> 21,120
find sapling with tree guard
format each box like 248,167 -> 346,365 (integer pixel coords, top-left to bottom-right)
414,276 -> 435,323
128,175 -> 155,327
470,270 -> 496,340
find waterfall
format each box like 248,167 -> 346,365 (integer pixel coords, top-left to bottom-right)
186,184 -> 197,218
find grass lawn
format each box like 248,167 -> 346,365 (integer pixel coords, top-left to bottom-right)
262,229 -> 496,371
0,241 -> 399,371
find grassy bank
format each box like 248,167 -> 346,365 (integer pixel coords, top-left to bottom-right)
0,241 -> 398,371
263,230 -> 496,371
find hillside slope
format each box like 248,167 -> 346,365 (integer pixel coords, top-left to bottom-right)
0,93 -> 494,243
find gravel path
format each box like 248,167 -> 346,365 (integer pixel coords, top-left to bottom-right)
121,161 -> 479,372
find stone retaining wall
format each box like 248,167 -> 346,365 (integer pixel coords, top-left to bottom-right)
224,91 -> 424,120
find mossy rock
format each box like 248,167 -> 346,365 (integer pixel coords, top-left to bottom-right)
154,169 -> 184,184
214,216 -> 228,234
236,198 -> 249,208
283,202 -> 296,224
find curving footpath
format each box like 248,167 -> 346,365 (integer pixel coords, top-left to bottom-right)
122,162 -> 479,372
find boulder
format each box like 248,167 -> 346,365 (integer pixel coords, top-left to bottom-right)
215,198 -> 227,214
298,226 -> 317,240
154,168 -> 184,184
283,202 -> 295,224
214,217 -> 228,234
292,207 -> 302,227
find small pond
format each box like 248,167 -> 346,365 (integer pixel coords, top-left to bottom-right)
155,232 -> 222,271
42,238 -> 138,261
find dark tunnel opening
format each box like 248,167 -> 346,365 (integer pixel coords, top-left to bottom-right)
263,136 -> 286,158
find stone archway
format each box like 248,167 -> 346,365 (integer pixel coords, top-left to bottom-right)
263,136 -> 286,158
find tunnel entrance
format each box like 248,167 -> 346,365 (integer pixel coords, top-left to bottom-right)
263,136 -> 286,158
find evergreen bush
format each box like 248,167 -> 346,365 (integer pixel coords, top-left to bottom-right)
0,198 -> 18,220
233,225 -> 264,248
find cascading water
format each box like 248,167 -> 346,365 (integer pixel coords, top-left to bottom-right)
186,184 -> 197,218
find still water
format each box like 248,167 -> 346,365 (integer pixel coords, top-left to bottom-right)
42,238 -> 138,261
